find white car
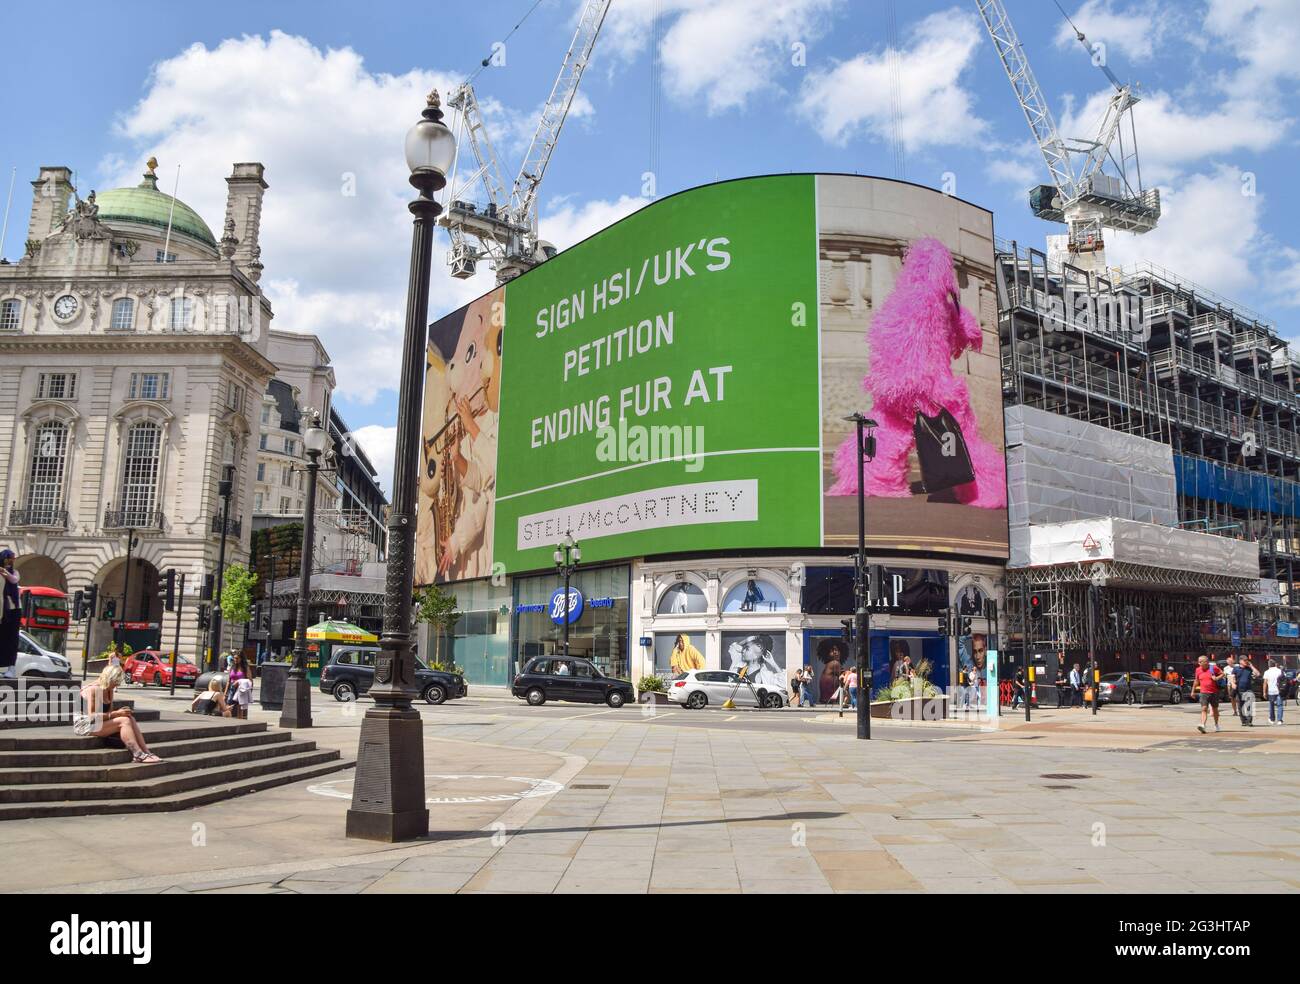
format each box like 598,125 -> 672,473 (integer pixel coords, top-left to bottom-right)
14,630 -> 73,679
666,669 -> 787,709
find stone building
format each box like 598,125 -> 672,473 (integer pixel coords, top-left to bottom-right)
0,160 -> 278,661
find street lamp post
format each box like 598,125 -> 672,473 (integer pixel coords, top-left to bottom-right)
553,532 -> 582,658
846,413 -> 878,740
209,462 -> 236,670
280,411 -> 327,730
346,90 -> 455,842
113,528 -> 138,658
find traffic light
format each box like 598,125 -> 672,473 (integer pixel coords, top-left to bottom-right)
937,609 -> 950,636
1029,594 -> 1044,621
161,568 -> 177,612
102,598 -> 117,621
261,609 -> 271,634
959,616 -> 973,636
200,573 -> 214,601
84,584 -> 98,621
73,589 -> 85,621
197,604 -> 210,630
839,619 -> 852,648
251,603 -> 262,633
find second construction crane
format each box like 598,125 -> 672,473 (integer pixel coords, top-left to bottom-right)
441,0 -> 611,285
976,0 -> 1161,273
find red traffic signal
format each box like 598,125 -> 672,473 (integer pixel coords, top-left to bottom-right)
1029,594 -> 1044,621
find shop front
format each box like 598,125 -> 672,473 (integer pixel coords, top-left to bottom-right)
512,565 -> 631,680
635,558 -> 1004,705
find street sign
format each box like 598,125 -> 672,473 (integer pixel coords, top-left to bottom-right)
1230,631 -> 1241,647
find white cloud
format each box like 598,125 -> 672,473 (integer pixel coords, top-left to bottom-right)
539,194 -> 651,251
1104,165 -> 1261,294
603,0 -> 841,113
348,424 -> 397,496
102,31 -> 499,405
1056,88 -> 1286,185
1205,0 -> 1300,99
797,9 -> 986,150
1053,0 -> 1171,63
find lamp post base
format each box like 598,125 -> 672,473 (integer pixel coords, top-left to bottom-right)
345,705 -> 429,842
278,670 -> 313,729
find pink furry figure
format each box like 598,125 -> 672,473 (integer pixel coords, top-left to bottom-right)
829,237 -> 1006,509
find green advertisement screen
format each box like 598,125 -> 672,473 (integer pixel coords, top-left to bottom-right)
416,174 -> 1008,586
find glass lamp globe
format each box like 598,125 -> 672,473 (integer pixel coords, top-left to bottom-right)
404,116 -> 456,177
304,423 -> 328,454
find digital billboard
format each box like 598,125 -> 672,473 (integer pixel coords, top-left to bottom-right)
416,174 -> 1008,586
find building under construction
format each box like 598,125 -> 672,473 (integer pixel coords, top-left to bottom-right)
996,238 -> 1300,678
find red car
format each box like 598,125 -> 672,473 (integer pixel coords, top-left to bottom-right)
126,650 -> 199,687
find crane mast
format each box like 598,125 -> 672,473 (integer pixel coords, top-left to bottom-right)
440,0 -> 612,285
975,0 -> 1160,273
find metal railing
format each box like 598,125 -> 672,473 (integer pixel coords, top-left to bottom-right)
102,508 -> 163,531
7,506 -> 68,528
1151,347 -> 1300,409
211,515 -> 242,538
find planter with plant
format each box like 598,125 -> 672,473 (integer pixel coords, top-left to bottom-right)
637,675 -> 668,703
870,658 -> 949,720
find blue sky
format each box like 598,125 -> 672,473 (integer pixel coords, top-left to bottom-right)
4,0 -> 1298,491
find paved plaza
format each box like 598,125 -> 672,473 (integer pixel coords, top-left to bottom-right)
3,689 -> 1297,894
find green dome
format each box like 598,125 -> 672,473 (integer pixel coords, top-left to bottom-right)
94,173 -> 217,249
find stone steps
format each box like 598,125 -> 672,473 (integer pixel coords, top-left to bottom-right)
0,714 -> 351,819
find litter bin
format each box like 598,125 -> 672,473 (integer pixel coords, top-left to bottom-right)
259,661 -> 290,710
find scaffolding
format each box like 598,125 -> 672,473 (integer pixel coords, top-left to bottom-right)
998,238 -> 1300,667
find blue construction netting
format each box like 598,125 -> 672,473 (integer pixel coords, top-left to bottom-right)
1174,454 -> 1300,515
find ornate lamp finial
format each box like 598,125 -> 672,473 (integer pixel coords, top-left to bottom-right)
426,89 -> 441,110
146,156 -> 158,176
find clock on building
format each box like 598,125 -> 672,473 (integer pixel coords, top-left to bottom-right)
53,293 -> 79,321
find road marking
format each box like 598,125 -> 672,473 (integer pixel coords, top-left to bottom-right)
726,715 -> 738,721
306,774 -> 565,805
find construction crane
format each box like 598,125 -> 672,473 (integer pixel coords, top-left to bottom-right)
441,0 -> 612,284
975,0 -> 1161,273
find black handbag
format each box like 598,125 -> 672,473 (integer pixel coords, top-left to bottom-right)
913,406 -> 975,493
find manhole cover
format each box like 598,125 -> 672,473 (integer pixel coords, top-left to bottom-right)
1040,773 -> 1091,780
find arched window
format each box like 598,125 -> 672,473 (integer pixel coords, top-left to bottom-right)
25,421 -> 69,524
110,297 -> 135,331
721,577 -> 789,613
120,421 -> 162,525
656,581 -> 707,615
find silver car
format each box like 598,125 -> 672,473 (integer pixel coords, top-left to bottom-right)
666,669 -> 786,709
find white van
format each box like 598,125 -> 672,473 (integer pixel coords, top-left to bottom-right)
14,630 -> 73,679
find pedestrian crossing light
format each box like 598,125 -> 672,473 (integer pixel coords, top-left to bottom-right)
1029,594 -> 1044,621
159,568 -> 177,612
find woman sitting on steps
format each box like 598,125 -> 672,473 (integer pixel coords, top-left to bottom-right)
74,665 -> 162,764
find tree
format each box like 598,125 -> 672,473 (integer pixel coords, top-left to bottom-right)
414,584 -> 460,667
220,563 -> 258,655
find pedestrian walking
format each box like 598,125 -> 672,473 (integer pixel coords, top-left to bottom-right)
1234,655 -> 1256,727
1194,655 -> 1223,733
1011,668 -> 1026,709
1223,654 -> 1238,716
74,665 -> 162,762
1069,663 -> 1083,708
799,667 -> 815,707
845,666 -> 859,709
1263,659 -> 1285,726
0,549 -> 20,679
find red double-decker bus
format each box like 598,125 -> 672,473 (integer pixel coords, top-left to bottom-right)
19,585 -> 70,654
